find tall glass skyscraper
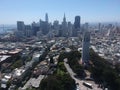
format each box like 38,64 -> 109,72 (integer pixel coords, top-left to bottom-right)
45,13 -> 49,23
74,16 -> 80,29
17,21 -> 25,31
73,16 -> 81,36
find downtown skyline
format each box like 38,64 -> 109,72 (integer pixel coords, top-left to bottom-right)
0,0 -> 120,24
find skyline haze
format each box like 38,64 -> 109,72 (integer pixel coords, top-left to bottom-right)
0,0 -> 120,24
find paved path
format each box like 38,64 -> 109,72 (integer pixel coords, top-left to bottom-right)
64,58 -> 102,90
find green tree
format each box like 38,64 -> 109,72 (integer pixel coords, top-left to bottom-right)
40,76 -> 61,90
11,60 -> 23,69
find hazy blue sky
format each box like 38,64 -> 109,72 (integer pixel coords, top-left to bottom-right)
0,0 -> 120,24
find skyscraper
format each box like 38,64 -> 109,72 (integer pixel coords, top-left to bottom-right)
40,18 -> 50,35
82,23 -> 89,34
45,13 -> 49,23
63,13 -> 66,23
74,16 -> 80,29
32,22 -> 40,36
68,22 -> 73,37
53,20 -> 59,36
16,21 -> 25,37
25,25 -> 32,37
17,21 -> 25,31
73,16 -> 81,36
82,23 -> 90,64
62,13 -> 68,37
